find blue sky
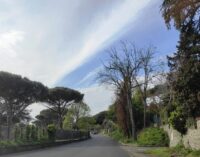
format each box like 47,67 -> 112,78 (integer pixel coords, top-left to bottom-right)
0,0 -> 179,116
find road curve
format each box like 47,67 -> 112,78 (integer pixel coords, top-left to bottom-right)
2,135 -> 130,157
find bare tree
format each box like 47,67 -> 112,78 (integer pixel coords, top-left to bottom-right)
133,47 -> 164,128
97,42 -> 141,139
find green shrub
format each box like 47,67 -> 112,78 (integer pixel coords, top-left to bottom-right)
170,144 -> 191,156
137,127 -> 169,146
110,129 -> 124,141
146,145 -> 200,157
14,126 -> 20,141
0,141 -> 17,148
47,124 -> 56,141
25,125 -> 31,141
109,128 -> 134,144
30,125 -> 37,141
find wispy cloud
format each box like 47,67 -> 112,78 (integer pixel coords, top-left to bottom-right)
0,0 -> 151,86
77,66 -> 102,86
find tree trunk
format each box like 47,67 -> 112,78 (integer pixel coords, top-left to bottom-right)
143,98 -> 147,128
6,114 -> 12,140
6,103 -> 13,140
58,116 -> 63,129
127,92 -> 136,140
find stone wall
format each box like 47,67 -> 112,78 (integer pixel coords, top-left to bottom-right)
163,119 -> 200,150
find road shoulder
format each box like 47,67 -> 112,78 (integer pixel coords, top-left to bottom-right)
120,144 -> 154,157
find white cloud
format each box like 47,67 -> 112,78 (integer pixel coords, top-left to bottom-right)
27,103 -> 47,119
0,30 -> 25,57
0,0 -> 154,117
55,0 -> 151,85
0,0 -> 151,86
79,85 -> 115,115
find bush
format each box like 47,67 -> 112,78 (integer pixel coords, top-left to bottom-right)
146,145 -> 200,157
137,127 -> 169,146
109,127 -> 134,144
110,129 -> 124,141
0,141 -> 17,148
47,124 -> 56,141
30,125 -> 37,141
14,126 -> 20,141
170,144 -> 191,156
25,125 -> 31,141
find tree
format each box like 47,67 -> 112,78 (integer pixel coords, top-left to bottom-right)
115,86 -> 132,137
93,111 -> 108,125
161,0 -> 200,133
63,101 -> 90,130
98,42 -> 141,139
132,90 -> 144,131
107,104 -> 117,122
161,0 -> 200,29
134,47 -> 163,128
77,116 -> 96,131
45,87 -> 83,129
0,71 -> 48,139
34,108 -> 59,127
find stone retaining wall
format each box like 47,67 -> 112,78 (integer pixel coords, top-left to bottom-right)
163,119 -> 200,150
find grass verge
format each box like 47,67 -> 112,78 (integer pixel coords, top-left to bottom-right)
145,145 -> 200,157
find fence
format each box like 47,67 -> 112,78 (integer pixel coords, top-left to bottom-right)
56,130 -> 90,141
0,125 -> 90,141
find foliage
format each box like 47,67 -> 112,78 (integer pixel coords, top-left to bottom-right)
0,71 -> 48,139
77,116 -> 96,131
160,106 -> 169,125
98,42 -> 160,139
63,114 -> 74,130
132,90 -> 144,130
47,124 -> 56,141
186,117 -> 197,129
148,84 -> 167,96
25,125 -> 31,141
103,122 -> 134,144
34,108 -> 58,127
107,104 -> 117,122
146,145 -> 200,157
14,126 -> 21,141
168,104 -> 187,134
109,128 -> 125,142
45,87 -> 83,129
161,0 -> 200,30
0,141 -> 18,148
97,42 -> 144,139
137,127 -> 169,146
30,125 -> 37,141
132,90 -> 159,129
161,0 -> 200,133
14,124 -> 48,142
63,101 -> 90,130
93,111 -> 108,125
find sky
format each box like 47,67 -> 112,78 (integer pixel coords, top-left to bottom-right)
0,0 -> 179,117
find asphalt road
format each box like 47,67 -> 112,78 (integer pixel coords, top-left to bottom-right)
2,135 -> 130,157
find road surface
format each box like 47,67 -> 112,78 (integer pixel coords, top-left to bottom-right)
2,135 -> 130,157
